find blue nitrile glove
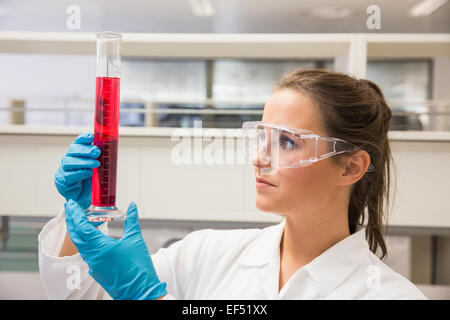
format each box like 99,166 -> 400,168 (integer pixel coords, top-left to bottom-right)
54,133 -> 101,211
64,199 -> 168,300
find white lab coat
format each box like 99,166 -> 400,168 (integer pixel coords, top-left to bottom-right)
38,208 -> 427,300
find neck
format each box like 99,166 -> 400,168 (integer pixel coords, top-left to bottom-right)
280,206 -> 350,267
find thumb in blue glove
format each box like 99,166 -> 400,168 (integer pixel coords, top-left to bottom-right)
65,199 -> 167,300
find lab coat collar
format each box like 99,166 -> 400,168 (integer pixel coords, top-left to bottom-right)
302,226 -> 369,297
237,217 -> 370,298
237,217 -> 286,267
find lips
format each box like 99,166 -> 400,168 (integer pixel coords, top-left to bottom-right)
256,177 -> 276,187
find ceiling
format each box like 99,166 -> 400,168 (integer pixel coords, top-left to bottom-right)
0,0 -> 449,33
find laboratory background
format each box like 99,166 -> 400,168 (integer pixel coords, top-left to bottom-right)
1,0 -> 450,299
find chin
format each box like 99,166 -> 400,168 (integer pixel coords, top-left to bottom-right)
255,196 -> 280,213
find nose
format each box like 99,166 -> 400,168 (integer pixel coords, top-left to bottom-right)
251,144 -> 271,168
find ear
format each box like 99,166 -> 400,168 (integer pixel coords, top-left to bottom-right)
339,150 -> 371,185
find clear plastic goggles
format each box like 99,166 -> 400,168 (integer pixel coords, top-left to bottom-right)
242,121 -> 374,175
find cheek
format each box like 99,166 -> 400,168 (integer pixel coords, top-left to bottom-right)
278,163 -> 337,205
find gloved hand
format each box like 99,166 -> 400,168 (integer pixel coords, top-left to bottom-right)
55,133 -> 101,211
64,199 -> 168,300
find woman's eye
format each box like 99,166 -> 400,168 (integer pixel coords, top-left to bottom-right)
280,135 -> 295,149
257,131 -> 266,142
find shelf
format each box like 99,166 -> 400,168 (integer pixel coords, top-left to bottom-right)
1,32 -> 448,59
0,32 -> 350,58
366,34 -> 450,58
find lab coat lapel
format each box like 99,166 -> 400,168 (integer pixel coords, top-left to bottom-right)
237,218 -> 285,299
303,228 -> 369,298
258,257 -> 280,299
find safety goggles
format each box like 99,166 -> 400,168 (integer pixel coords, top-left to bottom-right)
242,121 -> 375,175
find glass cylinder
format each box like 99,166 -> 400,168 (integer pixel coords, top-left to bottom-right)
85,32 -> 125,222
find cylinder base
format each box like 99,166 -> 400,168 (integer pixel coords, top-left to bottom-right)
84,206 -> 125,222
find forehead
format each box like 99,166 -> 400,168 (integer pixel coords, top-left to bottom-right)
262,88 -> 326,136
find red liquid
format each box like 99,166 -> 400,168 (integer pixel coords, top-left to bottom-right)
92,77 -> 120,208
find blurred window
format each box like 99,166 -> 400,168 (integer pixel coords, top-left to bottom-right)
0,56 -> 437,130
366,60 -> 432,130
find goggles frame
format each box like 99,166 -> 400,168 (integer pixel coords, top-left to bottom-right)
242,121 -> 375,173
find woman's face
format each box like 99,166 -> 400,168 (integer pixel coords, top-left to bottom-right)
254,88 -> 346,216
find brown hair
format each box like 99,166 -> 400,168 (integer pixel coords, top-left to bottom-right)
275,69 -> 394,259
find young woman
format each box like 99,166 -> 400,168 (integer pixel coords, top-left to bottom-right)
38,69 -> 426,300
